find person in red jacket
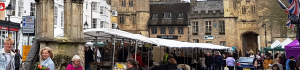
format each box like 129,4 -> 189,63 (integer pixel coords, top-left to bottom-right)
132,50 -> 147,67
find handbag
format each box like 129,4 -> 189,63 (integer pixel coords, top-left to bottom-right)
224,66 -> 229,70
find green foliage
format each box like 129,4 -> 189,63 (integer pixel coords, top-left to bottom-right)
52,54 -> 72,70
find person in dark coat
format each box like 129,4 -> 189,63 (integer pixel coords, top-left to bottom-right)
279,56 -> 286,70
85,46 -> 94,70
233,50 -> 238,60
14,49 -> 22,70
118,48 -> 128,62
205,53 -> 214,70
296,55 -> 300,70
214,52 -> 223,70
289,56 -> 297,70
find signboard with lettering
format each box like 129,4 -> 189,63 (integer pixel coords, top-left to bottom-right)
157,35 -> 178,39
22,16 -> 35,33
204,36 -> 214,39
0,3 -> 5,11
22,45 -> 32,62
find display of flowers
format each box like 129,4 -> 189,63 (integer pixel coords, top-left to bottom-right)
35,62 -> 50,70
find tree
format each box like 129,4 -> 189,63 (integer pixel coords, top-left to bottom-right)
257,0 -> 296,37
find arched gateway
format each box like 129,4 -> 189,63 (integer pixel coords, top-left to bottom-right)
241,31 -> 259,56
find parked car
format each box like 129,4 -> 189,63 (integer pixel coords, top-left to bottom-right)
236,57 -> 255,70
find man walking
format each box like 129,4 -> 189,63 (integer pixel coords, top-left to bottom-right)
205,53 -> 213,70
214,51 -> 223,70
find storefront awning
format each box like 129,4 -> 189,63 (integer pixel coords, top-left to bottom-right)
0,20 -> 21,31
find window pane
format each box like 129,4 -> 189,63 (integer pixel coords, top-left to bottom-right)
160,27 -> 166,34
169,27 -> 174,34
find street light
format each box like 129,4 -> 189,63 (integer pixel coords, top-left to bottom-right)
6,3 -> 14,38
262,23 -> 267,47
84,21 -> 88,29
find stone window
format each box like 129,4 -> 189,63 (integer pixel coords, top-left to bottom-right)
30,3 -> 35,16
160,27 -> 166,34
152,14 -> 158,18
129,0 -> 134,7
11,0 -> 16,16
122,0 -> 126,7
178,27 -> 184,34
133,17 -> 135,23
251,5 -> 255,12
193,39 -> 199,43
219,21 -> 225,32
119,16 -> 124,23
54,6 -> 58,25
163,12 -> 172,18
18,0 -> 23,17
205,21 -> 212,32
242,6 -> 246,14
92,2 -> 97,11
92,18 -> 97,28
178,13 -> 183,18
100,6 -> 104,14
220,41 -> 226,46
86,3 -> 88,9
206,41 -> 212,44
100,21 -> 104,28
169,27 -> 175,34
192,22 -> 198,32
61,11 -> 64,27
151,27 -> 157,34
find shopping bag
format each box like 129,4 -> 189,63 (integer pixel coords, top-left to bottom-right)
224,66 -> 229,70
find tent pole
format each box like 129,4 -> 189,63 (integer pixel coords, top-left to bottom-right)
135,40 -> 138,60
122,39 -> 125,62
112,35 -> 116,68
160,46 -> 162,63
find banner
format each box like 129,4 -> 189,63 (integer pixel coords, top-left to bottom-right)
22,45 -> 32,62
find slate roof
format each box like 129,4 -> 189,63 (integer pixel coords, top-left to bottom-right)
192,1 -> 223,12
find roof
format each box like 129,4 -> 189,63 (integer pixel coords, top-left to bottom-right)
192,1 -> 223,12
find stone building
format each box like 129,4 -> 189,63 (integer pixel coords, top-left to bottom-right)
189,0 -> 291,54
148,3 -> 190,42
109,0 -> 150,36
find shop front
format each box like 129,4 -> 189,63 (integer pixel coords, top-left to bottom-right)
0,20 -> 20,49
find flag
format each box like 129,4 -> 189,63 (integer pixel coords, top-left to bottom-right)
278,0 -> 289,13
287,0 -> 299,16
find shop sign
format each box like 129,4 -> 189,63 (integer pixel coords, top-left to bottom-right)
204,36 -> 214,39
0,3 -> 4,11
157,35 -> 178,39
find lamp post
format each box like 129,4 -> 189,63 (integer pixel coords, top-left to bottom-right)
84,21 -> 88,29
262,23 -> 267,47
6,3 -> 13,38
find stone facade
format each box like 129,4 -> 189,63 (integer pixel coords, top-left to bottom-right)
189,0 -> 265,55
35,0 -> 85,69
110,0 -> 150,36
148,3 -> 190,42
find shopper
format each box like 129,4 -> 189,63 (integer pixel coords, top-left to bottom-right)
40,47 -> 55,70
66,55 -> 83,70
226,55 -> 235,70
0,38 -> 16,70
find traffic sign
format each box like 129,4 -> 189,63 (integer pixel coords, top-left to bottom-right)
22,16 -> 35,33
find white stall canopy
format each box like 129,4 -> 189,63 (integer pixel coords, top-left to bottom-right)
280,38 -> 293,48
271,40 -> 282,48
83,28 -> 157,44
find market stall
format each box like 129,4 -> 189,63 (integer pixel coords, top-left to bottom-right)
285,39 -> 300,60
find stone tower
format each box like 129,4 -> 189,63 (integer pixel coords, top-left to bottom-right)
110,0 -> 150,37
224,0 -> 260,54
35,0 -> 85,69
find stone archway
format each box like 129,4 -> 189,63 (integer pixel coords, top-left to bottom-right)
241,31 -> 259,56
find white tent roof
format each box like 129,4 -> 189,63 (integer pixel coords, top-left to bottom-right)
83,28 -> 157,44
271,40 -> 282,48
149,38 -> 231,49
280,38 -> 293,48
